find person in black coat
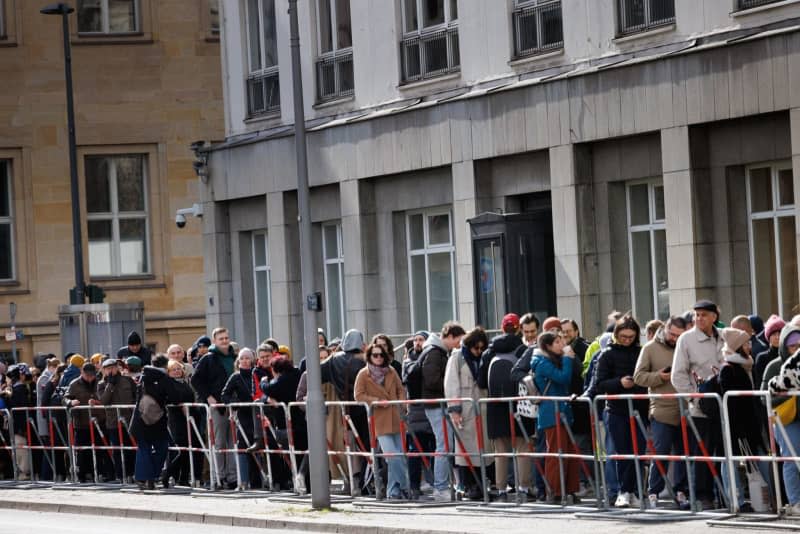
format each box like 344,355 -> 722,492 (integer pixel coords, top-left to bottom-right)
260,355 -> 306,490
595,315 -> 648,508
222,348 -> 258,488
478,314 -> 531,496
130,355 -> 181,490
161,360 -> 196,487
718,328 -> 769,511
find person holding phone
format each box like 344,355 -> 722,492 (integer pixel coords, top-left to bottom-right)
633,316 -> 689,509
596,314 -> 649,508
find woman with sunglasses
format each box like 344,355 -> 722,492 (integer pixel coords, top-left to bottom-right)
354,343 -> 409,500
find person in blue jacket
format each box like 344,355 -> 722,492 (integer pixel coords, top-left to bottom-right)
530,331 -> 579,502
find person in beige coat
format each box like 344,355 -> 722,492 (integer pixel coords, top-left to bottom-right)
354,343 -> 409,499
444,327 -> 493,500
633,315 -> 689,509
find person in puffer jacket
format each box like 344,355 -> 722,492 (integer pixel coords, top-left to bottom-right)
530,331 -> 578,503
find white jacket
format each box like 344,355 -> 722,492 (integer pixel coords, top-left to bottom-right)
670,326 -> 724,418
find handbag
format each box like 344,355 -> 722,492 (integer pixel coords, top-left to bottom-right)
774,396 -> 797,427
138,393 -> 164,425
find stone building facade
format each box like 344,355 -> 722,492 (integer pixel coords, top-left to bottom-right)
205,0 -> 800,349
0,0 -> 223,360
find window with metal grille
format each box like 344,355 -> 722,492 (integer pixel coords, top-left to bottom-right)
736,0 -> 784,9
616,0 -> 674,37
245,0 -> 280,117
400,0 -> 460,84
512,0 -> 563,59
315,0 -> 354,103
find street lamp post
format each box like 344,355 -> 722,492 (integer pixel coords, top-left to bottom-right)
288,0 -> 330,509
41,3 -> 85,305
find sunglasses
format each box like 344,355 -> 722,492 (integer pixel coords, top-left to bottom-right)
370,352 -> 385,358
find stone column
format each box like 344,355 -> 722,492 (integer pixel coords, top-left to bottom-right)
549,144 -> 585,324
452,161 -> 477,327
792,108 -> 800,300
267,191 -> 298,347
202,200 -> 234,331
340,179 -> 377,335
661,126 -> 699,312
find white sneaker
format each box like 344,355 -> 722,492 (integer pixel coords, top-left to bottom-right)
420,480 -> 433,493
615,493 -> 630,507
787,503 -> 800,516
648,494 -> 658,509
658,487 -> 671,499
630,493 -> 641,508
432,489 -> 451,502
294,474 -> 307,494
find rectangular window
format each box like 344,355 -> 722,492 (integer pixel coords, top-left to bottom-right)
747,163 -> 798,317
77,0 -> 139,34
512,0 -> 563,59
400,0 -> 460,84
627,181 -> 668,321
315,0 -> 354,103
407,209 -> 456,331
0,161 -> 14,280
736,0 -> 783,9
322,223 -> 345,339
246,0 -> 280,116
253,231 -> 272,342
0,0 -> 6,39
616,0 -> 674,37
85,154 -> 149,278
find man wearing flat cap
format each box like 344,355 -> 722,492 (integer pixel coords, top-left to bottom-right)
670,299 -> 725,508
63,362 -> 105,482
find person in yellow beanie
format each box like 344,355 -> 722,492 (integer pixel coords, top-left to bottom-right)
90,353 -> 104,367
69,354 -> 85,368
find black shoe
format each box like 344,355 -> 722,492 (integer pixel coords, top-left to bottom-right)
161,477 -> 170,489
246,439 -> 265,453
136,480 -> 147,491
146,480 -> 156,490
223,481 -> 238,490
466,486 -> 484,501
739,502 -> 755,513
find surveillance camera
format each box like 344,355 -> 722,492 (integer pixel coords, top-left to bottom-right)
175,203 -> 203,230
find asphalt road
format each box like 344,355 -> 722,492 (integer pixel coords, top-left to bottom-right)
0,511 -> 316,534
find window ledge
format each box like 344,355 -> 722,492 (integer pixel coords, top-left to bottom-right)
613,23 -> 676,44
90,274 -> 155,283
0,289 -> 30,296
509,48 -> 564,68
732,0 -> 800,16
313,95 -> 355,110
98,282 -> 167,291
244,111 -> 282,125
204,35 -> 220,43
72,32 -> 154,46
0,38 -> 17,48
398,72 -> 461,91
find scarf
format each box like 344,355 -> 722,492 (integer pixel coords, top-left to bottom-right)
367,362 -> 389,386
461,346 -> 481,382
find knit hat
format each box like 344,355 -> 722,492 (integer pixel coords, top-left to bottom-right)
195,335 -> 211,348
764,314 -> 786,340
720,328 -> 751,355
127,331 -> 142,346
69,354 -> 85,368
749,315 -> 765,335
786,331 -> 800,349
278,345 -> 291,358
414,330 -> 429,340
542,316 -> 562,333
90,353 -> 104,366
501,313 -> 520,331
125,356 -> 142,371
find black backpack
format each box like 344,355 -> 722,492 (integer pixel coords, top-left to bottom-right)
697,366 -> 724,419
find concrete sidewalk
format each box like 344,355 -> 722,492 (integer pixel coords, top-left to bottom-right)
0,486 -> 759,533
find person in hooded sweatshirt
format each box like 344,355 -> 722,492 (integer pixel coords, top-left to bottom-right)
116,331 -> 152,367
479,313 -> 531,499
420,321 -> 466,501
595,314 -> 648,509
768,340 -> 800,515
320,328 -> 370,494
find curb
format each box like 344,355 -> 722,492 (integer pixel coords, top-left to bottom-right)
0,498 -> 448,534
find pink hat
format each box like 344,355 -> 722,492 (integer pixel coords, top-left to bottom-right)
764,314 -> 786,340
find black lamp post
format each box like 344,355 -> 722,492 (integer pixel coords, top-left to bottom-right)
40,3 -> 85,305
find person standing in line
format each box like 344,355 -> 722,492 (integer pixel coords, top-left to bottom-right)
191,327 -> 237,489
355,343 -> 410,500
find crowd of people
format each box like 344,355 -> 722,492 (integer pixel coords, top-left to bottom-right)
0,301 -> 798,514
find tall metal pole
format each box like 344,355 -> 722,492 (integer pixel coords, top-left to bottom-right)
9,302 -> 16,364
288,0 -> 329,509
60,5 -> 85,304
